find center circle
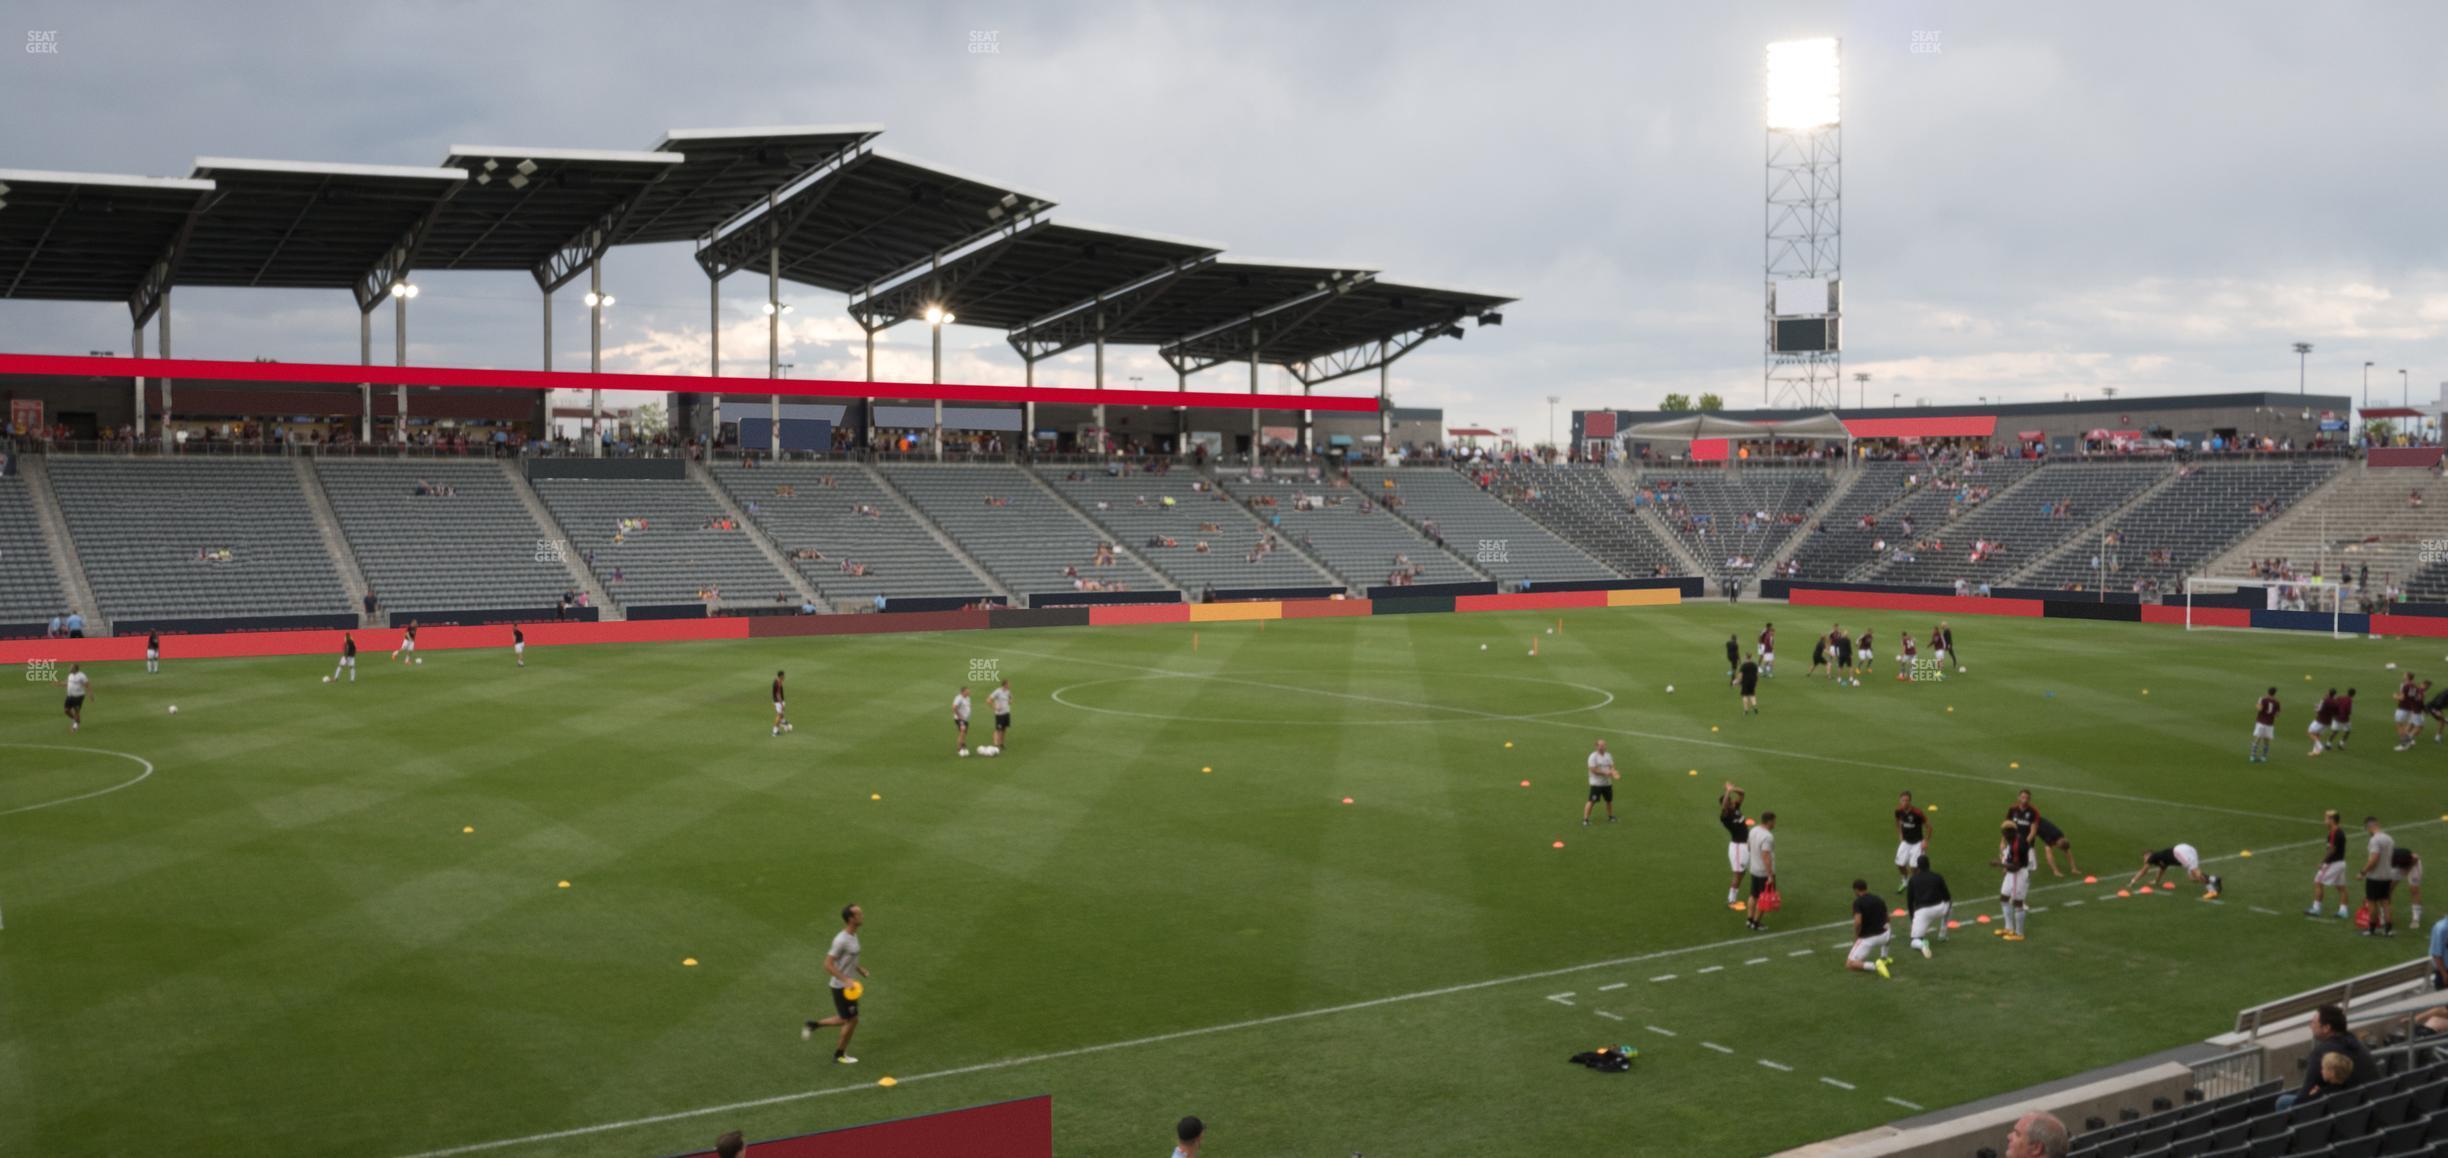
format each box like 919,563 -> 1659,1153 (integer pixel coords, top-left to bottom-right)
0,744 -> 157,817
1049,671 -> 1615,726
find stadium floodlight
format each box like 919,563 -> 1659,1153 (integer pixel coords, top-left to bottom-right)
1766,39 -> 1840,131
925,305 -> 955,326
390,281 -> 419,300
584,291 -> 614,308
761,301 -> 793,316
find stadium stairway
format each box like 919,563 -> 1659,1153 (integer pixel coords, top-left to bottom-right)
2007,465 -> 2187,587
686,461 -> 826,609
1756,463 -> 1869,580
17,455 -> 101,635
294,457 -> 375,626
503,463 -> 615,615
864,464 -> 1009,603
1021,468 -> 1195,589
2205,467 -> 2448,601
1627,486 -> 1710,580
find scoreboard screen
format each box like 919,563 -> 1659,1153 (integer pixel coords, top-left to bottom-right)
1772,317 -> 1837,353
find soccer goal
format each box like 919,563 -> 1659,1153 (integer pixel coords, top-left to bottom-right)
2184,575 -> 2358,637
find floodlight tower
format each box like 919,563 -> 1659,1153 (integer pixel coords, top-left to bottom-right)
1766,38 -> 1842,408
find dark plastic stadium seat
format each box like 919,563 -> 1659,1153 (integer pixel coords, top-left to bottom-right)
2374,1121 -> 2426,1155
2329,1104 -> 2374,1137
2410,1079 -> 2448,1114
2249,1110 -> 2291,1139
2321,1133 -> 2382,1158
2246,1132 -> 2289,1158
2367,1092 -> 2412,1129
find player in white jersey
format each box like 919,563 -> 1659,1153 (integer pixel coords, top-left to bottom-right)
988,679 -> 1013,752
803,903 -> 870,1064
63,664 -> 90,731
952,686 -> 973,755
1581,740 -> 1620,826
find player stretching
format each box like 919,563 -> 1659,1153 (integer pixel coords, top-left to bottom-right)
2394,675 -> 2428,752
2128,842 -> 2219,899
330,632 -> 358,683
2036,811 -> 2080,877
952,685 -> 973,755
145,630 -> 161,674
2249,686 -> 2280,762
393,620 -> 418,664
1719,783 -> 1751,908
771,670 -> 791,737
1846,879 -> 1893,979
2309,809 -> 2351,919
2308,687 -> 2340,756
1993,820 -> 2033,942
1757,623 -> 1776,678
1582,740 -> 1620,826
803,903 -> 870,1064
989,678 -> 1012,752
1905,854 -> 1952,958
1894,791 -> 1930,891
1743,813 -> 1779,931
1737,653 -> 1762,714
63,663 -> 89,731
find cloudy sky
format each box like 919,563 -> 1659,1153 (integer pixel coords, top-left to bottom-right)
5,0 -> 2446,441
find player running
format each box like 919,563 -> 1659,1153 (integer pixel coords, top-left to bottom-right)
1725,634 -> 1742,685
1582,740 -> 1621,826
802,903 -> 871,1064
989,678 -> 1013,752
2309,809 -> 2351,919
2333,688 -> 2357,750
1906,854 -> 1952,958
1743,812 -> 1779,931
1757,623 -> 1776,678
1807,632 -> 1830,679
1938,622 -> 1960,673
2249,686 -> 2281,762
772,670 -> 791,737
1737,653 -> 1762,714
145,630 -> 161,674
1894,791 -> 1930,891
1720,782 -> 1751,908
1857,627 -> 1875,677
63,663 -> 89,731
330,632 -> 358,683
2309,687 -> 2340,756
2127,842 -> 2220,900
1993,819 -> 2033,942
1846,879 -> 1893,979
512,625 -> 526,668
393,620 -> 419,664
952,686 -> 973,755
2395,675 -> 2429,752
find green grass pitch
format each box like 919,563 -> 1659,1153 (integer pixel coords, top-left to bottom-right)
4,607 -> 2445,1156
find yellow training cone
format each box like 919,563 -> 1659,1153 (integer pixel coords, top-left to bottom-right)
1710,725 -> 1720,732
2240,850 -> 2253,858
1201,766 -> 1213,773
1927,804 -> 1940,812
1687,769 -> 1698,777
682,958 -> 698,967
558,880 -> 571,889
462,826 -> 474,834
878,1076 -> 898,1088
1503,741 -> 1513,749
2009,761 -> 2020,769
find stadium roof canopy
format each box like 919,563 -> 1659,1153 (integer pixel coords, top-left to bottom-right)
697,147 -> 1054,300
177,158 -> 466,303
421,145 -> 684,283
622,124 -> 881,247
832,218 -> 1222,345
0,168 -> 215,305
1136,265 -> 1512,385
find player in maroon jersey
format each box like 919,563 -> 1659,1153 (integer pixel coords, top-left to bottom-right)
2249,687 -> 2280,763
1895,631 -> 1918,682
1757,623 -> 1777,678
2332,688 -> 2356,751
2309,688 -> 2340,757
2395,675 -> 2428,752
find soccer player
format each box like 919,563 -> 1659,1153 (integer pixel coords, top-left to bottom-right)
2006,790 -> 2037,849
1757,622 -> 1776,677
952,685 -> 973,755
2035,812 -> 2080,877
512,625 -> 526,668
1857,627 -> 1875,677
2360,817 -> 2399,936
1582,740 -> 1620,826
2396,847 -> 2424,929
1895,631 -> 1918,682
1725,634 -> 1741,684
1906,854 -> 1952,958
1743,812 -> 1779,931
2128,842 -> 2220,899
989,678 -> 1013,751
2395,675 -> 2428,752
2309,687 -> 2339,756
145,630 -> 160,674
2427,683 -> 2448,744
802,903 -> 870,1064
1719,783 -> 1751,908
1894,790 -> 1930,890
1832,625 -> 1857,686
394,620 -> 418,664
1931,621 -> 1951,675
331,632 -> 358,683
2333,687 -> 2357,750
62,663 -> 89,731
1993,819 -> 2033,942
1807,632 -> 1829,679
771,670 -> 790,737
2309,809 -> 2352,919
1737,654 -> 1761,715
2249,686 -> 2280,762
1846,879 -> 1893,978
1939,621 -> 1961,673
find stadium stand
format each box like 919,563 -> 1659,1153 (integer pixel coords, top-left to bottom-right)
0,475 -> 67,631
1471,463 -> 1685,578
45,457 -> 354,623
2019,458 -> 2343,594
2066,1054 -> 2448,1158
1034,465 -> 1338,594
880,464 -> 1168,600
529,475 -> 799,610
709,462 -> 996,609
1636,466 -> 1834,581
317,460 -> 577,615
1346,467 -> 1618,586
1859,460 -> 2166,589
2209,469 -> 2448,606
1215,469 -> 1480,587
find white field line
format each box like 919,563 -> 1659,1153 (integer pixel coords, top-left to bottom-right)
1759,1059 -> 1795,1072
1650,973 -> 1678,982
1697,965 -> 1724,974
1887,1097 -> 1925,1111
1646,1025 -> 1678,1037
1595,1010 -> 1625,1021
1546,993 -> 1577,1006
0,745 -> 157,817
1821,1077 -> 1857,1090
1598,982 -> 1628,991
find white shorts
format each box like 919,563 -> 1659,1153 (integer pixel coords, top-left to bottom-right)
2335,721 -> 2352,734
1727,843 -> 1750,874
1935,648 -> 1950,663
401,640 -> 416,653
146,648 -> 159,660
774,701 -> 785,713
1761,650 -> 1775,665
2398,709 -> 2421,726
514,641 -> 525,655
2316,861 -> 2347,888
2252,723 -> 2275,740
1847,930 -> 1893,963
2173,844 -> 2201,873
1860,649 -> 1874,662
1911,903 -> 1951,941
1896,840 -> 1927,869
2407,861 -> 2425,890
339,656 -> 356,667
1999,867 -> 2031,902
2308,720 -> 2327,736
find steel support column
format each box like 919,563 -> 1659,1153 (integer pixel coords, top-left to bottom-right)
1024,358 -> 1036,450
767,193 -> 781,459
159,291 -> 174,450
864,329 -> 876,450
1248,325 -> 1260,458
540,288 -> 553,441
708,277 -> 721,453
930,317 -> 944,461
131,324 -> 146,439
1378,346 -> 1392,451
588,244 -> 603,457
360,310 -> 373,443
1093,307 -> 1107,459
393,289 -> 409,445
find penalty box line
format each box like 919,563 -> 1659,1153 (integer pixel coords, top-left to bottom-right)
391,823 -> 2394,1158
962,641 -> 2317,825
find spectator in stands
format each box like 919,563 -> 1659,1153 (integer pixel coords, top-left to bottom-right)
2002,1109 -> 2067,1158
2277,1005 -> 2372,1109
2431,911 -> 2448,991
714,1129 -> 746,1157
1171,1116 -> 1205,1157
64,609 -> 82,639
2303,1050 -> 2355,1103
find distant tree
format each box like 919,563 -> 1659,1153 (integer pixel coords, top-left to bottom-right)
1659,393 -> 1694,412
1697,392 -> 1725,412
631,402 -> 668,438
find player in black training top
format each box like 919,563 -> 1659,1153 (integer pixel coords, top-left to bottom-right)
145,630 -> 161,674
2006,790 -> 2038,847
771,670 -> 791,737
1807,632 -> 1830,678
1832,625 -> 1857,687
2308,808 -> 2349,919
1719,782 -> 1751,909
330,632 -> 358,684
1894,791 -> 1930,890
1725,634 -> 1742,684
1905,854 -> 1952,957
2035,812 -> 2081,877
1845,879 -> 1892,978
1737,657 -> 1762,715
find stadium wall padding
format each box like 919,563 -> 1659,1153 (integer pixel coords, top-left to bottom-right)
2043,599 -> 2143,623
1519,576 -> 1704,597
876,595 -> 1005,613
1371,595 -> 1456,615
1605,587 -> 1683,607
108,612 -> 362,636
750,610 -> 990,637
1086,603 -> 1193,626
1364,580 -> 1496,600
1456,590 -> 1609,612
386,606 -> 600,627
0,617 -> 750,665
667,1095 -> 1051,1158
988,607 -> 1091,630
1786,588 -> 2045,618
1188,601 -> 1283,622
1281,598 -> 1373,619
1206,585 -> 1346,602
2373,613 -> 2448,637
1025,589 -> 1182,608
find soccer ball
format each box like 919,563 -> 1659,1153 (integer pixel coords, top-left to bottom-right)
783,723 -> 793,733
167,705 -> 178,714
959,748 -> 970,757
1480,644 -> 1488,651
322,675 -> 331,684
979,745 -> 1000,757
415,657 -> 424,665
1665,685 -> 1676,693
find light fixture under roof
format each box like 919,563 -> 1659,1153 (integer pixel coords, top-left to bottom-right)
515,158 -> 538,176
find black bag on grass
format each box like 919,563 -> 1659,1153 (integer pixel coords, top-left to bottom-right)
1570,1044 -> 1638,1072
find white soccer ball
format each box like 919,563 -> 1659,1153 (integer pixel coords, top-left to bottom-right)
1479,644 -> 1488,651
2388,662 -> 2399,670
415,657 -> 424,665
1545,628 -> 1553,635
167,705 -> 178,714
980,745 -> 1000,757
322,675 -> 331,684
959,748 -> 970,757
1665,685 -> 1676,693
1957,667 -> 1967,674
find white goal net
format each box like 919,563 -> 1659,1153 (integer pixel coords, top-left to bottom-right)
2184,574 -> 2358,636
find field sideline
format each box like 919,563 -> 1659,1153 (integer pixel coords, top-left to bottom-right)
5,606 -> 2445,1156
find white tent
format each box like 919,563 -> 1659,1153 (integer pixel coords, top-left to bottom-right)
1765,412 -> 1851,441
1619,413 -> 1772,441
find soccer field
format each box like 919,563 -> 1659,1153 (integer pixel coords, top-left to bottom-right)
5,607 -> 2444,1156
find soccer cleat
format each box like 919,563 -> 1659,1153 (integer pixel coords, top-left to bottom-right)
802,1021 -> 816,1041
1729,901 -> 1748,911
1874,958 -> 1891,979
2203,891 -> 2220,901
2337,906 -> 2351,919
1582,819 -> 1590,827
835,1054 -> 858,1064
1993,927 -> 2008,937
2306,904 -> 2323,916
1606,815 -> 1618,823
2002,932 -> 2026,942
